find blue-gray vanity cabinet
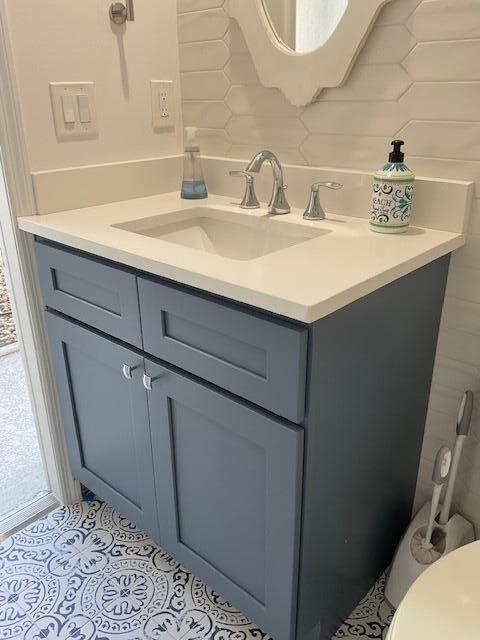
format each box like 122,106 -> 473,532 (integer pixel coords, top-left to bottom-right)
44,311 -> 159,540
35,240 -> 143,348
33,238 -> 452,640
138,276 -> 308,423
144,358 -> 303,640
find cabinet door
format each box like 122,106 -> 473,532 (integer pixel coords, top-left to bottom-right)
45,312 -> 159,540
145,359 -> 303,640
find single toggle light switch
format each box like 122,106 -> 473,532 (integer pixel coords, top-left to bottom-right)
77,94 -> 91,123
61,95 -> 76,124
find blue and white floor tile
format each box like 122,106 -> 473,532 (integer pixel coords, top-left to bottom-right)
0,498 -> 392,640
334,573 -> 394,640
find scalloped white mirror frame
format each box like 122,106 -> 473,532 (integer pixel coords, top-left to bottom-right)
229,0 -> 394,106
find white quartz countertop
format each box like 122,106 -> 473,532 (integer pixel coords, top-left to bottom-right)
18,192 -> 464,323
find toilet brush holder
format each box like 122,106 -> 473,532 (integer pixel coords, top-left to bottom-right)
385,501 -> 475,609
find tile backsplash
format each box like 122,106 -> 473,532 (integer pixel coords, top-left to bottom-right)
176,0 -> 480,532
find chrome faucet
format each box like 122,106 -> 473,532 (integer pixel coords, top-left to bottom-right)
246,150 -> 290,215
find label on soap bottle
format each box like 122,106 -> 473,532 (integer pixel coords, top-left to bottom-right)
370,163 -> 415,234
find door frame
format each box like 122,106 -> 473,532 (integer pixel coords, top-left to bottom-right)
0,1 -> 80,507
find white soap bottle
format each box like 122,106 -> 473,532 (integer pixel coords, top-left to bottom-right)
370,140 -> 415,234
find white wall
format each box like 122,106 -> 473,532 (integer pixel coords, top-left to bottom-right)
177,0 -> 480,533
5,0 -> 183,172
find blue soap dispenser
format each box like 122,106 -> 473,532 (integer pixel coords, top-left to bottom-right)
181,126 -> 208,200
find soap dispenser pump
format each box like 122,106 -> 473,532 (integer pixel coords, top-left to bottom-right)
370,140 -> 415,234
181,127 -> 208,200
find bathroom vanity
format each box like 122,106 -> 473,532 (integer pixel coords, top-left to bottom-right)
20,191 -> 467,640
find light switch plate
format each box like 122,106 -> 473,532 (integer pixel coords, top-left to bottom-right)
49,82 -> 97,138
151,80 -> 175,130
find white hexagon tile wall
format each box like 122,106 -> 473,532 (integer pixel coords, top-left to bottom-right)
176,0 -> 480,534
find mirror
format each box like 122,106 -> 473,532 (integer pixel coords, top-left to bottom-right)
229,0 -> 393,106
262,0 -> 348,53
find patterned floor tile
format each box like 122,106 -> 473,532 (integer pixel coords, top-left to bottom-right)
0,583 -> 43,640
79,501 -> 151,546
11,501 -> 93,547
188,579 -> 270,640
13,570 -> 89,630
0,502 -> 95,587
144,609 -> 212,640
78,554 -> 210,639
333,573 -> 394,640
81,555 -> 170,635
0,498 -> 394,640
26,613 -> 98,640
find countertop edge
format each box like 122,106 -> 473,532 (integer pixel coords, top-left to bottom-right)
18,215 -> 463,324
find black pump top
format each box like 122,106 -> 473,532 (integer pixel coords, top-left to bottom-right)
389,139 -> 405,163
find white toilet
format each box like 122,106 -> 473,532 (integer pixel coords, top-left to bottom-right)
386,539 -> 480,639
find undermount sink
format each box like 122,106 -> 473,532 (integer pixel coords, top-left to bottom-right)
113,207 -> 329,261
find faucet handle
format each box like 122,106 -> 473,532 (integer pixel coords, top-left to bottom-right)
304,181 -> 343,220
229,170 -> 260,209
311,181 -> 343,192
230,170 -> 254,180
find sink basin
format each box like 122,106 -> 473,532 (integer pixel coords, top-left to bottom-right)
113,207 -> 328,261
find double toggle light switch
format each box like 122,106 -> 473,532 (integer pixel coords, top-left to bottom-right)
60,94 -> 91,125
50,82 -> 98,138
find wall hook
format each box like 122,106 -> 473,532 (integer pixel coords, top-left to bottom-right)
109,0 -> 134,25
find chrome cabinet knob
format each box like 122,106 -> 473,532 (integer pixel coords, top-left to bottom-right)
303,181 -> 343,220
143,373 -> 163,391
229,170 -> 260,209
122,364 -> 135,380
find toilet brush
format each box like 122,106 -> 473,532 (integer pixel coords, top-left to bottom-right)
438,390 -> 473,526
410,446 -> 451,565
386,392 -> 476,609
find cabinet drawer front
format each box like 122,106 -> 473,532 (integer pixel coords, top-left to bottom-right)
45,312 -> 159,540
35,240 -> 142,347
146,360 -> 303,640
138,277 -> 307,423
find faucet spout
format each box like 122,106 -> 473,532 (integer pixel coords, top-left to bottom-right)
246,150 -> 290,215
